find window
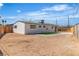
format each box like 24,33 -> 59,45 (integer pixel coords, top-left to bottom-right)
14,25 -> 17,28
46,28 -> 48,30
30,25 -> 36,29
52,26 -> 53,29
43,25 -> 46,28
39,25 -> 41,28
58,29 -> 61,31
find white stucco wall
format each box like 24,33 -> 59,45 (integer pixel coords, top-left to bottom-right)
13,22 -> 25,34
13,21 -> 56,34
45,25 -> 55,32
25,23 -> 55,34
25,24 -> 45,34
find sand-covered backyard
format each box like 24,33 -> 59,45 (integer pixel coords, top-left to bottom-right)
0,33 -> 79,56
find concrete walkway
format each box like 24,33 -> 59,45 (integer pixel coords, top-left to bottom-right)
59,32 -> 73,34
36,32 -> 73,36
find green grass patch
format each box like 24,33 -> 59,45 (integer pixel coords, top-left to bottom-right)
38,32 -> 58,35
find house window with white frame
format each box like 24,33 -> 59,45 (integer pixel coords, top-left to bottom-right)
52,26 -> 53,29
43,25 -> 46,28
14,25 -> 17,28
39,25 -> 41,28
30,25 -> 36,29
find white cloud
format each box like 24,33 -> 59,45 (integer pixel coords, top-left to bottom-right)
27,11 -> 47,16
23,11 -> 49,20
25,10 -> 69,19
17,10 -> 21,13
8,16 -> 16,19
69,14 -> 79,18
4,4 -> 78,23
0,3 -> 4,8
42,4 -> 73,11
0,3 -> 3,7
4,16 -> 16,19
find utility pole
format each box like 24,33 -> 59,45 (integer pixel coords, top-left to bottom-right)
56,18 -> 57,26
2,19 -> 6,34
75,6 -> 79,15
68,16 -> 70,28
75,6 -> 79,39
55,17 -> 58,32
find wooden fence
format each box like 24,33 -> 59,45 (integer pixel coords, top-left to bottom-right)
0,25 -> 13,38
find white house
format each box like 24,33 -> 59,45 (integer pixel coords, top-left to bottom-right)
13,21 -> 56,34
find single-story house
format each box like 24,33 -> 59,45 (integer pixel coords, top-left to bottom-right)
13,21 -> 56,34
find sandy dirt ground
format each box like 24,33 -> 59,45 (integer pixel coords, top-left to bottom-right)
0,33 -> 79,56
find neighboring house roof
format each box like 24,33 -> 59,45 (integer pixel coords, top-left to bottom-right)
75,23 -> 79,25
59,26 -> 74,28
6,24 -> 13,26
14,21 -> 57,26
0,24 -> 13,27
71,23 -> 79,27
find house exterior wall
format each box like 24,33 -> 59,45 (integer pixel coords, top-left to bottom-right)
13,22 -> 25,34
13,22 -> 56,34
25,23 -> 55,34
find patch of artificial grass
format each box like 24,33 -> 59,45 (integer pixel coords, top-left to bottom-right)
38,32 -> 58,35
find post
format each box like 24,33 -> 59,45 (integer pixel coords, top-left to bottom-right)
55,17 -> 58,32
2,19 -> 6,34
56,18 -> 57,26
68,16 -> 70,28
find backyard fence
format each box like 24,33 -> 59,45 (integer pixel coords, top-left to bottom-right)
0,25 -> 13,38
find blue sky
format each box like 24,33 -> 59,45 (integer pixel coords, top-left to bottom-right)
0,3 -> 79,26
